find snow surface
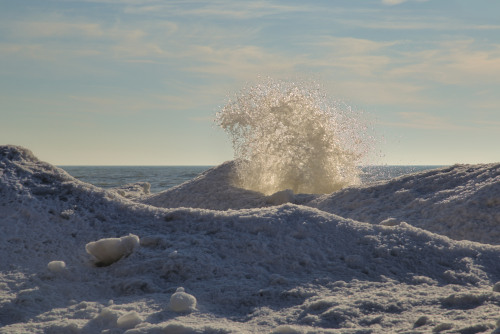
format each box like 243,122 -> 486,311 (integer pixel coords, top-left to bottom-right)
1,145 -> 500,333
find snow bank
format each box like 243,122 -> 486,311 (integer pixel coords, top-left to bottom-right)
306,163 -> 500,244
141,155 -> 499,245
1,145 -> 500,333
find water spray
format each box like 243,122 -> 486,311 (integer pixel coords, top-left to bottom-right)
216,78 -> 370,195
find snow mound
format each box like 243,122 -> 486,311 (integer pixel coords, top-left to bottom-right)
85,234 -> 140,266
0,145 -> 145,273
117,311 -> 142,329
169,287 -> 197,312
140,161 -> 269,210
307,163 -> 500,244
265,189 -> 295,205
0,145 -> 79,192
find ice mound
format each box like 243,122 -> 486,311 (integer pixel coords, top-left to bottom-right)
140,161 -> 270,210
1,145 -> 500,333
307,163 -> 500,244
85,234 -> 140,266
141,162 -> 309,210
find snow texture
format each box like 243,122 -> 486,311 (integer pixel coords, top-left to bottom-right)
0,145 -> 500,333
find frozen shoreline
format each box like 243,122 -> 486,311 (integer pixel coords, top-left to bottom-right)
1,145 -> 499,333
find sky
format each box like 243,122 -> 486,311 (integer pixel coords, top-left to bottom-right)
1,0 -> 499,166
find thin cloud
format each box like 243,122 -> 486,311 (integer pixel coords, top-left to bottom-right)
123,1 -> 311,19
382,112 -> 470,130
313,36 -> 398,54
382,0 -> 430,6
68,95 -> 170,115
336,15 -> 500,31
473,120 -> 500,130
0,43 -> 42,56
306,36 -> 397,77
382,0 -> 408,5
14,21 -> 104,38
1,17 -> 179,62
330,80 -> 427,106
388,40 -> 500,85
181,44 -> 307,81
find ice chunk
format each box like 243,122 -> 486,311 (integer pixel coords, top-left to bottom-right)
117,311 -> 142,329
169,287 -> 197,312
47,260 -> 66,273
85,234 -> 140,266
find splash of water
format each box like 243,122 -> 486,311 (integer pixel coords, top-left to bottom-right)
216,78 -> 371,195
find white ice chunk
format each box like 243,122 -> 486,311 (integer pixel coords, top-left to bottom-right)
47,260 -> 66,273
169,287 -> 197,312
85,234 -> 140,266
117,311 -> 142,329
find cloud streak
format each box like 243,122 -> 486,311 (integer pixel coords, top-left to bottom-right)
122,1 -> 311,19
381,112 -> 471,131
381,0 -> 430,6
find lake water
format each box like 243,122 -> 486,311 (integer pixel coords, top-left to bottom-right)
59,165 -> 444,194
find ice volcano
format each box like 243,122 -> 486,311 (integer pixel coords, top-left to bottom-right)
1,145 -> 500,333
215,78 -> 373,195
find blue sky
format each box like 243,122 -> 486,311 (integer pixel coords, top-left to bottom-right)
1,0 -> 499,165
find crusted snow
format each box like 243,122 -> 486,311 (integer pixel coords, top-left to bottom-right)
0,145 -> 499,333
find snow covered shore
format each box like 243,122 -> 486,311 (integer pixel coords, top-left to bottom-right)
1,145 -> 499,333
